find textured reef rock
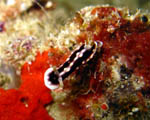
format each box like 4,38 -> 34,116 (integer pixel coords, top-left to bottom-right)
66,6 -> 150,120
0,4 -> 150,120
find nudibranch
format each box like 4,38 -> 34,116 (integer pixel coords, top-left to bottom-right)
44,41 -> 103,90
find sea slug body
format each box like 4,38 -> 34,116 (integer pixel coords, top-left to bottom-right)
44,41 -> 103,90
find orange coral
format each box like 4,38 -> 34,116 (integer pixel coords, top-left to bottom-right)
0,48 -> 68,120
